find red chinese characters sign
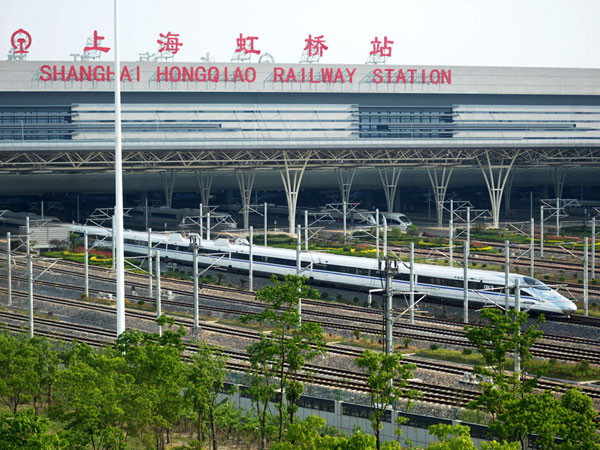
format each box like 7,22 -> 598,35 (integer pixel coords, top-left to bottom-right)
84,30 -> 110,53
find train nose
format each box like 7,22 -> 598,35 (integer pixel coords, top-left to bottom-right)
561,302 -> 577,315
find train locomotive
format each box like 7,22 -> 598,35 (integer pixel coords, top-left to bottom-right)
69,225 -> 577,317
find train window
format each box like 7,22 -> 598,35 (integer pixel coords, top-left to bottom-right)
234,253 -> 249,261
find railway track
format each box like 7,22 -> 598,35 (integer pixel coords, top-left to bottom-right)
2,271 -> 600,367
0,308 -> 477,408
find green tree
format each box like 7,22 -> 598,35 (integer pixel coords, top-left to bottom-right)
427,424 -> 519,450
29,337 -> 60,415
242,275 -> 327,444
0,409 -> 69,449
465,309 -> 599,449
556,388 -> 599,449
464,309 -> 544,448
114,319 -> 188,450
355,350 -> 419,450
185,342 -> 230,450
50,342 -> 134,450
0,333 -> 38,413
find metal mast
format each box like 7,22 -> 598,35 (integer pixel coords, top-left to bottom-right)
114,0 -> 126,335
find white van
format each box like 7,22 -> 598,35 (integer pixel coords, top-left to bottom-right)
381,212 -> 412,231
351,211 -> 412,231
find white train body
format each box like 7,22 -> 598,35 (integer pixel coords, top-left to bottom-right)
69,225 -> 577,317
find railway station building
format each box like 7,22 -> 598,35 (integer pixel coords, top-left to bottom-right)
1,60 -> 599,230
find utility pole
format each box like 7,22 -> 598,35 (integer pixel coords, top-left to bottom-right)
26,217 -> 33,338
84,230 -> 89,297
155,251 -> 162,337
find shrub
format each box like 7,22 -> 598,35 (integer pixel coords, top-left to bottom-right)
406,224 -> 419,236
462,348 -> 472,355
430,343 -> 439,351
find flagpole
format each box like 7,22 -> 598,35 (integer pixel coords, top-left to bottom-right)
114,0 -> 126,335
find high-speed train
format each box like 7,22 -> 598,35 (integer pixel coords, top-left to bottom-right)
69,225 -> 577,317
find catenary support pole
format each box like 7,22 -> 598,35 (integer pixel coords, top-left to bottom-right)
264,202 -> 268,247
463,243 -> 469,324
40,200 -> 44,220
113,0 -> 126,336
540,206 -> 544,258
6,232 -> 11,306
449,200 -> 454,267
147,228 -> 153,297
199,203 -> 203,240
206,212 -> 211,240
383,216 -> 388,259
145,195 -> 149,230
466,206 -> 471,251
409,242 -> 414,325
505,240 -> 510,314
296,224 -> 302,323
584,237 -> 589,317
375,208 -> 380,260
592,217 -> 596,280
155,251 -> 162,337
342,200 -> 347,240
249,226 -> 253,292
26,217 -> 33,338
556,197 -> 560,237
514,278 -> 521,373
530,217 -> 535,278
304,210 -> 308,251
84,231 -> 89,297
385,264 -> 393,354
193,245 -> 198,336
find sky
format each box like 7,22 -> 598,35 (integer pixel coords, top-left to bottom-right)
2,0 -> 600,68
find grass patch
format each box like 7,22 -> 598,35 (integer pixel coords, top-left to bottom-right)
529,359 -> 600,382
415,347 -> 485,366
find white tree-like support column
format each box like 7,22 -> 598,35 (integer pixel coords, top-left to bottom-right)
427,167 -> 454,227
195,171 -> 214,208
478,151 -> 519,228
160,170 -> 177,208
551,167 -> 567,199
280,152 -> 311,234
377,167 -> 402,213
236,170 -> 256,230
336,168 -> 356,206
